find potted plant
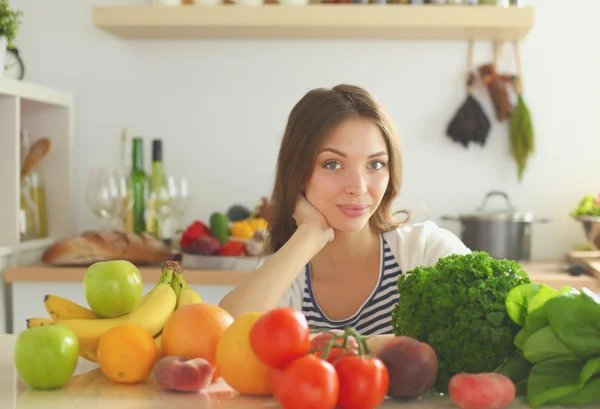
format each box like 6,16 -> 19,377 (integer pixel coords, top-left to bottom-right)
0,0 -> 23,78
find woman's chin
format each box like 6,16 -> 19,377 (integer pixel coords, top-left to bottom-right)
328,216 -> 370,233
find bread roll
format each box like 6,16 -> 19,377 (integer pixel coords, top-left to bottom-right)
42,230 -> 173,266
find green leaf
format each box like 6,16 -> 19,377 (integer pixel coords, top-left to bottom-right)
527,356 -> 584,407
523,325 -> 576,364
549,377 -> 600,406
506,283 -> 543,326
581,357 -> 600,385
545,290 -> 600,360
494,352 -> 533,385
525,286 -> 575,333
514,326 -> 531,350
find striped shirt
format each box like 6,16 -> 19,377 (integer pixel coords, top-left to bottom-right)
301,235 -> 401,336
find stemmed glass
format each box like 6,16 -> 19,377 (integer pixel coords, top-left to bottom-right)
167,175 -> 191,231
86,168 -> 128,229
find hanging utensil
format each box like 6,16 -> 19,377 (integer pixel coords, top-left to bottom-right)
446,41 -> 491,148
508,41 -> 535,182
21,137 -> 51,180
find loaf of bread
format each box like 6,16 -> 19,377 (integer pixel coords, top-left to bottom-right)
42,230 -> 173,266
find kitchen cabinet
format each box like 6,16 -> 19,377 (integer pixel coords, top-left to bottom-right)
0,78 -> 75,334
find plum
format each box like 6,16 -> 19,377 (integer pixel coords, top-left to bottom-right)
449,373 -> 516,409
376,336 -> 438,399
153,356 -> 213,393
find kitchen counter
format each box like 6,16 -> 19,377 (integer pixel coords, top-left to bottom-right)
0,334 -> 540,409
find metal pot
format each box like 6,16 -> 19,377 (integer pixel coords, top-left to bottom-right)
441,191 -> 550,261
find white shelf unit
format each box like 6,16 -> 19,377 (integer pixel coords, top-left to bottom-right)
0,77 -> 74,333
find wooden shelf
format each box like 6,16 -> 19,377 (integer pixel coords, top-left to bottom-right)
92,4 -> 534,41
0,78 -> 72,108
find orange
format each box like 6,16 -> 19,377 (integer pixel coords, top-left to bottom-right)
161,303 -> 233,371
215,312 -> 271,396
97,325 -> 157,384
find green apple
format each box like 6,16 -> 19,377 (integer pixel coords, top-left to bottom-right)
14,324 -> 79,390
83,260 -> 143,318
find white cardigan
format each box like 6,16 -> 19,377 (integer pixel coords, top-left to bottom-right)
270,220 -> 472,310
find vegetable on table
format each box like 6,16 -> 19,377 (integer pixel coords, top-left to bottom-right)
497,283 -> 600,407
449,372 -> 516,409
390,251 -> 530,392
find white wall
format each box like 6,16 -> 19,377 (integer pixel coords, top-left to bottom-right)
9,0 -> 600,261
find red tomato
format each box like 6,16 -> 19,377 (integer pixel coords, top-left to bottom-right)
250,307 -> 310,368
333,354 -> 389,409
311,331 -> 359,363
276,355 -> 339,409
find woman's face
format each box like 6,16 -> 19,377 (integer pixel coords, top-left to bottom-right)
304,117 -> 390,233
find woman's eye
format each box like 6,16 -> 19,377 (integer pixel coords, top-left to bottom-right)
369,160 -> 386,170
324,161 -> 341,170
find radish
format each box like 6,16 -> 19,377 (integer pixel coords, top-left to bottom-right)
448,373 -> 516,409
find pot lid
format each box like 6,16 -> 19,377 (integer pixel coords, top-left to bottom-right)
448,191 -> 534,222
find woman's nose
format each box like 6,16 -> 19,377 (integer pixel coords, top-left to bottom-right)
344,169 -> 367,196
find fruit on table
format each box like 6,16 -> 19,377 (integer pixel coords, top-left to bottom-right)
172,270 -> 203,310
215,312 -> 271,396
83,260 -> 143,318
219,240 -> 247,256
449,372 -> 516,409
231,220 -> 255,239
44,294 -> 99,320
57,263 -> 177,359
273,354 -> 339,409
188,235 -> 221,255
14,324 -> 79,390
227,204 -> 252,222
250,307 -> 310,369
333,354 -> 389,409
161,303 -> 233,372
26,318 -> 54,328
209,212 -> 230,245
97,324 -> 157,384
180,220 -> 211,249
154,356 -> 213,393
376,336 -> 438,399
310,331 -> 359,364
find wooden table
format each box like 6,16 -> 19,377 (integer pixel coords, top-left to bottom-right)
0,334 -> 539,409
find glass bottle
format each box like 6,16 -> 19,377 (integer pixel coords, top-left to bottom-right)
118,126 -> 133,232
128,137 -> 148,234
146,139 -> 170,239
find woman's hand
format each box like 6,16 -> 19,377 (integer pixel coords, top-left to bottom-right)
293,194 -> 334,243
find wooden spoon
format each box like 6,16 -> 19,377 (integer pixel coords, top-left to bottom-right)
21,137 -> 51,180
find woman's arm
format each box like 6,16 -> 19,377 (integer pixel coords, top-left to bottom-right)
366,334 -> 395,356
219,195 -> 333,319
219,224 -> 330,318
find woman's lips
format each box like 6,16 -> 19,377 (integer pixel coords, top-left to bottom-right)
337,204 -> 369,217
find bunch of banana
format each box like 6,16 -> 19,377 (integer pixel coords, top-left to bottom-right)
153,261 -> 204,355
26,260 -> 205,363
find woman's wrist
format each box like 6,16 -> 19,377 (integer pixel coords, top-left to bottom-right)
296,223 -> 332,246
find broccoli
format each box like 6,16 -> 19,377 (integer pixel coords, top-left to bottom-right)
390,251 -> 530,393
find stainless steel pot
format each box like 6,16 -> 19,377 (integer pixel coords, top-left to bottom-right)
441,191 -> 550,261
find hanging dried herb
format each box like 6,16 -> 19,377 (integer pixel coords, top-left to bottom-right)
509,43 -> 534,181
446,42 -> 491,148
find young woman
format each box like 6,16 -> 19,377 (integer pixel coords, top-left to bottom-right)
219,84 -> 470,352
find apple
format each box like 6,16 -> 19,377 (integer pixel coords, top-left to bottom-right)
83,260 -> 143,318
14,324 -> 79,390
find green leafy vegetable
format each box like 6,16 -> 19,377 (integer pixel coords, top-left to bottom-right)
503,283 -> 600,407
390,251 -> 530,392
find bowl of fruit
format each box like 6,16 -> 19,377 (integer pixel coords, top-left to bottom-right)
570,193 -> 600,251
179,198 -> 270,271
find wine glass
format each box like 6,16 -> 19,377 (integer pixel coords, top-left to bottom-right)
86,168 -> 127,229
167,175 -> 191,229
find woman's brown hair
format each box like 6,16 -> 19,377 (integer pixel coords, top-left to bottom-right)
266,84 -> 409,253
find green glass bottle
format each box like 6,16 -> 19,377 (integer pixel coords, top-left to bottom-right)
146,139 -> 169,238
129,137 -> 147,234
